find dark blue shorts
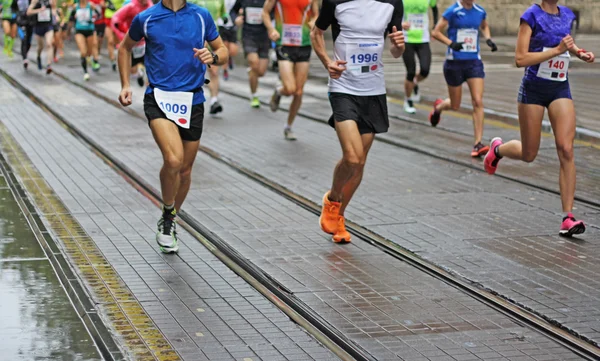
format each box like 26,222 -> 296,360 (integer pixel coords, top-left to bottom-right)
518,79 -> 572,108
443,59 -> 485,87
34,24 -> 53,37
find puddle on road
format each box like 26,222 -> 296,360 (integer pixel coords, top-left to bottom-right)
0,180 -> 102,360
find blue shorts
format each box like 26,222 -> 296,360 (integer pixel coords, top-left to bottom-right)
34,24 -> 53,37
443,59 -> 485,87
518,79 -> 572,108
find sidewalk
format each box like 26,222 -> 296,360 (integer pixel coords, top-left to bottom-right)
0,48 -> 592,360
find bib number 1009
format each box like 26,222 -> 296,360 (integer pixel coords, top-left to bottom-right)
350,53 -> 378,64
159,102 -> 188,114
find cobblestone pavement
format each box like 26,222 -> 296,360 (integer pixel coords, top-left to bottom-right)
0,50 -> 594,360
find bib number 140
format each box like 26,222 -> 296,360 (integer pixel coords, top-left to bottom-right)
547,59 -> 566,70
350,53 -> 378,64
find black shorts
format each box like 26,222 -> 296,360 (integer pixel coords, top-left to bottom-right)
219,26 -> 237,43
34,24 -> 53,37
328,92 -> 389,134
144,92 -> 204,142
2,17 -> 17,25
76,29 -> 94,37
243,34 -> 270,59
95,23 -> 106,37
53,23 -> 60,32
276,46 -> 311,63
132,54 -> 144,66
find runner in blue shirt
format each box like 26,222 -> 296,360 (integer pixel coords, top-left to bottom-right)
429,0 -> 497,158
117,0 -> 229,253
484,0 -> 594,237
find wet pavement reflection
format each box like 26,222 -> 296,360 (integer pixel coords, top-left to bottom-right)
0,179 -> 102,360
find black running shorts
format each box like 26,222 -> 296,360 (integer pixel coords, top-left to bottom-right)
131,54 -> 144,66
219,26 -> 237,43
328,92 -> 389,134
144,92 -> 204,142
75,29 -> 94,37
243,34 -> 270,59
276,45 -> 311,63
95,23 -> 106,37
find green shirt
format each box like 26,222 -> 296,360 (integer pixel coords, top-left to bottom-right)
105,0 -> 125,18
189,0 -> 225,21
2,0 -> 16,19
403,0 -> 436,43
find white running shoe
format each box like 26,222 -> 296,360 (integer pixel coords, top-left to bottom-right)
83,73 -> 90,81
284,127 -> 297,141
410,84 -> 421,102
156,208 -> 179,253
404,99 -> 416,114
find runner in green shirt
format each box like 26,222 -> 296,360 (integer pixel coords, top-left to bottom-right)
2,0 -> 18,57
401,0 -> 437,114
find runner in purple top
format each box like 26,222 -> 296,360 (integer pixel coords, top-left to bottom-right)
483,0 -> 595,237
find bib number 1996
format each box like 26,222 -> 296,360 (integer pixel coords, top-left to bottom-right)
345,43 -> 383,74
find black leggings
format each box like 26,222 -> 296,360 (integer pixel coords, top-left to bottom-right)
21,24 -> 34,60
402,42 -> 432,81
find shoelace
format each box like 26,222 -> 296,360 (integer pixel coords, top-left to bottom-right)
158,215 -> 176,236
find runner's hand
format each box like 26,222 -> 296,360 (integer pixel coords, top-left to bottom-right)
119,87 -> 132,106
389,26 -> 405,49
558,35 -> 574,53
193,48 -> 213,64
579,50 -> 595,63
326,60 -> 346,79
268,29 -> 280,42
449,42 -> 463,51
486,39 -> 498,52
402,21 -> 410,30
234,16 -> 244,27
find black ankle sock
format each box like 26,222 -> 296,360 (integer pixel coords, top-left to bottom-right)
80,57 -> 87,72
494,145 -> 502,159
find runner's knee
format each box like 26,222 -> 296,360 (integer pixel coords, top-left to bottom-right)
179,166 -> 193,181
450,101 -> 461,111
294,88 -> 303,97
163,154 -> 183,172
471,96 -> 483,109
342,151 -> 366,168
521,150 -> 538,163
555,141 -> 574,162
282,84 -> 296,95
405,72 -> 416,82
419,67 -> 430,78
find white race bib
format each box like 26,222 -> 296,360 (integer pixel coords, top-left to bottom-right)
456,28 -> 478,53
537,47 -> 570,82
37,8 -> 51,22
407,13 -> 426,30
345,42 -> 383,75
153,89 -> 193,129
282,24 -> 302,46
132,43 -> 146,59
245,7 -> 263,25
75,8 -> 91,24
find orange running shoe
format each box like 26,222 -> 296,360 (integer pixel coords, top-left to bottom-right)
332,216 -> 351,243
319,192 -> 341,234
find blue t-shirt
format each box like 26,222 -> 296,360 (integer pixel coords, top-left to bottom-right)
442,1 -> 486,61
520,4 -> 575,82
129,1 -> 219,104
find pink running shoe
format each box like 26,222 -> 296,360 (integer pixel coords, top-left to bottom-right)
560,213 -> 585,237
429,99 -> 444,127
484,137 -> 503,175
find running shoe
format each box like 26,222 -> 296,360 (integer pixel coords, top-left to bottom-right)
37,56 -> 42,70
332,216 -> 351,243
83,73 -> 90,81
91,61 -> 100,72
228,57 -> 234,70
223,68 -> 229,81
429,98 -> 443,127
210,101 -> 223,114
7,48 -> 13,58
411,84 -> 421,102
404,99 -> 416,114
284,127 -> 296,141
46,65 -> 52,75
156,207 -> 179,253
471,142 -> 490,158
560,213 -> 586,237
137,66 -> 146,87
319,191 -> 341,234
270,89 -> 281,112
23,59 -> 28,70
484,137 -> 503,175
251,96 -> 260,108
112,62 -> 117,72
53,56 -> 58,63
